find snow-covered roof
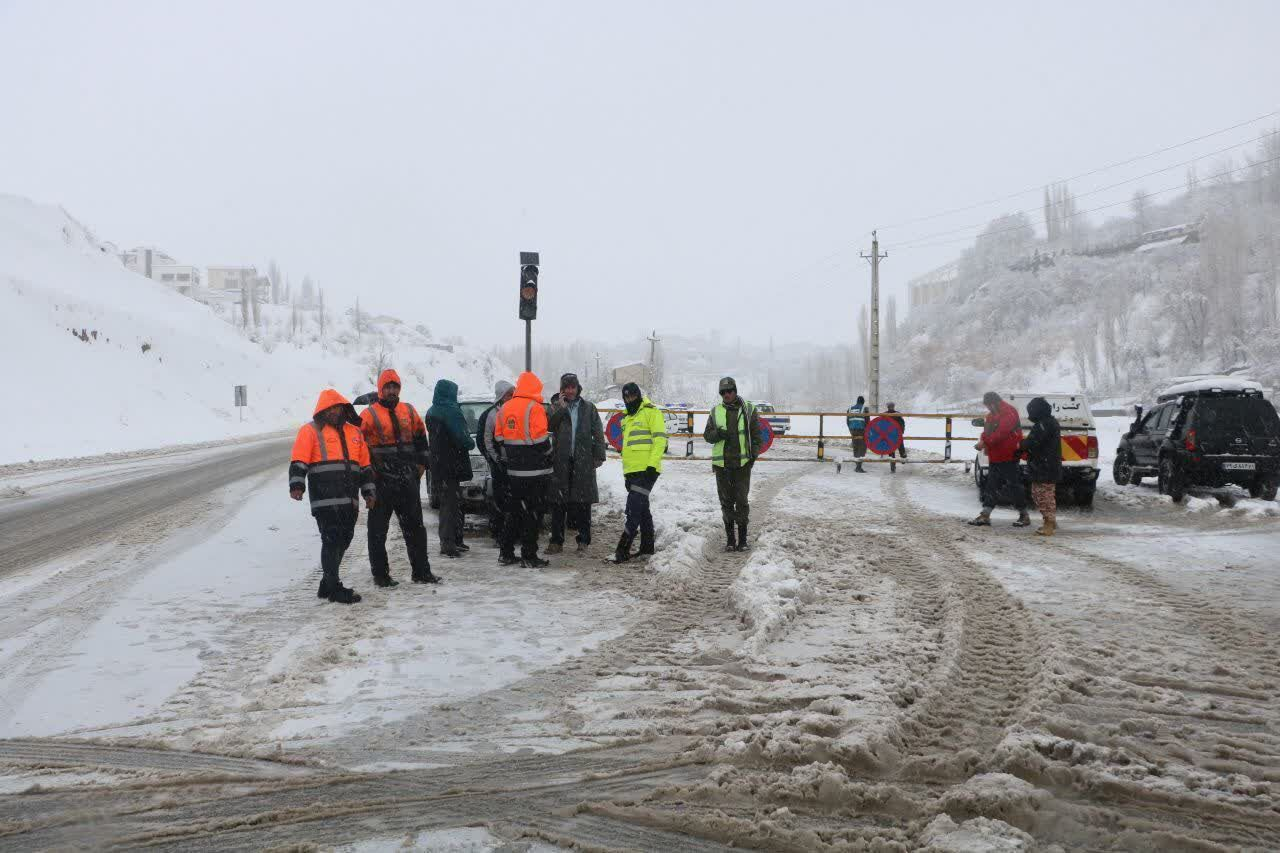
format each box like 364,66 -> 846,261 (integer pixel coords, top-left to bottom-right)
1159,376 -> 1264,398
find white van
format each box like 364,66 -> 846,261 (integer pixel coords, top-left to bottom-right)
974,393 -> 1100,507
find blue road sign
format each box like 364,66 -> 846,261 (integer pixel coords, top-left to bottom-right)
866,416 -> 903,455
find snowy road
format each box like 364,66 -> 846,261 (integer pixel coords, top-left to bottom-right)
0,435 -> 290,578
0,446 -> 1277,850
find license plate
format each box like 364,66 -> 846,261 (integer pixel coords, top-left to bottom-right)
1222,461 -> 1256,471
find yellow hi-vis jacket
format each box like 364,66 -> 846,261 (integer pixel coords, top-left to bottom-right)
620,398 -> 667,474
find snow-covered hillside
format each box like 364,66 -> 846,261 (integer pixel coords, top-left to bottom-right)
0,195 -> 503,464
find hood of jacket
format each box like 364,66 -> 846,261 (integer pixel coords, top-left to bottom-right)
312,389 -> 358,423
378,369 -> 402,391
1027,397 -> 1052,422
432,379 -> 459,407
513,371 -> 544,403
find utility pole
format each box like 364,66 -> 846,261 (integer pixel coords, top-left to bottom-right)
860,231 -> 887,413
647,330 -> 661,392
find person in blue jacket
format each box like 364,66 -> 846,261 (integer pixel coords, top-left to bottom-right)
847,395 -> 869,473
426,379 -> 476,558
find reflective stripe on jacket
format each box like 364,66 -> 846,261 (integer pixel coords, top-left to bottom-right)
494,372 -> 553,478
621,399 -> 667,474
709,400 -> 759,468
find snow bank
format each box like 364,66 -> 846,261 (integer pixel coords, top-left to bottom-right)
1159,375 -> 1265,398
729,530 -> 816,658
0,194 -> 501,463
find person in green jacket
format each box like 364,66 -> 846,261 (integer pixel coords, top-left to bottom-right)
613,382 -> 667,563
703,376 -> 763,551
425,379 -> 476,558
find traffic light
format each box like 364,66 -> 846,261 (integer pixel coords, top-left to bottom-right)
519,251 -> 539,321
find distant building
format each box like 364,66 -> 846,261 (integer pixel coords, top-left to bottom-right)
908,261 -> 958,309
206,265 -> 258,292
611,362 -> 649,387
122,246 -> 177,278
153,264 -> 202,296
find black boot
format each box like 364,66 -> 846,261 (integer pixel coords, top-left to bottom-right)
328,582 -> 362,604
736,523 -> 750,551
455,542 -> 470,552
373,574 -> 399,588
317,577 -> 332,599
613,533 -> 634,563
855,462 -> 865,473
498,551 -> 520,566
411,568 -> 440,584
724,522 -> 736,552
521,556 -> 550,568
638,531 -> 655,556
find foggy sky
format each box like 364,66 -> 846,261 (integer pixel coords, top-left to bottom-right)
2,1 -> 1278,350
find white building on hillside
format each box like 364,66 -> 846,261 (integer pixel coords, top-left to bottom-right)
122,246 -> 177,278
908,261 -> 958,309
206,265 -> 258,292
152,264 -> 201,296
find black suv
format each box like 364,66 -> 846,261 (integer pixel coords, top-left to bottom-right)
1113,387 -> 1280,502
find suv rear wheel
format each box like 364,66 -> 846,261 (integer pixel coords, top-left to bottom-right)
1159,456 -> 1186,503
1249,476 -> 1278,501
1112,454 -> 1133,486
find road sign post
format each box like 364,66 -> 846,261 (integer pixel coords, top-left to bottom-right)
234,385 -> 247,422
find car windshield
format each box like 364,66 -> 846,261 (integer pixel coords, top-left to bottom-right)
459,401 -> 489,434
1194,398 -> 1280,437
758,404 -> 774,413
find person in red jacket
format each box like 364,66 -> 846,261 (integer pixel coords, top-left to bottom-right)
968,391 -> 1031,527
290,390 -> 377,603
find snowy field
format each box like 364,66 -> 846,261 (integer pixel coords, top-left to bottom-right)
1,433 -> 1277,849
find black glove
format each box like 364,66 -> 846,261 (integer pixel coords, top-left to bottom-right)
645,466 -> 658,477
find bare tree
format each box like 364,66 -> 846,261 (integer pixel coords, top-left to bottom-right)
367,343 -> 393,386
318,287 -> 326,338
1130,188 -> 1149,236
268,259 -> 281,304
240,279 -> 250,327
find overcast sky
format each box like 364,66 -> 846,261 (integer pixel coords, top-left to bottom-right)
2,1 -> 1278,349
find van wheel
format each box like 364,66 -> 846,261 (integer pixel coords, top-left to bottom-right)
1159,457 -> 1186,503
1074,485 -> 1095,509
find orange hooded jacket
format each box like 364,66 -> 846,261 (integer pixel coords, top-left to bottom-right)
290,390 -> 375,513
359,369 -> 429,477
493,372 -> 553,478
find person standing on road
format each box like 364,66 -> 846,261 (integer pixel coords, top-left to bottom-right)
547,373 -> 607,554
426,379 -> 475,559
969,391 -> 1031,527
493,371 -> 553,568
885,401 -> 908,474
847,396 -> 869,473
703,376 -> 763,552
289,390 -> 376,604
1020,396 -> 1062,537
613,382 -> 668,563
476,380 -> 515,543
359,369 -> 435,586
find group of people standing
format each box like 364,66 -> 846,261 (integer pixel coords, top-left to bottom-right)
288,370 -> 773,603
845,397 -> 907,472
969,391 -> 1062,536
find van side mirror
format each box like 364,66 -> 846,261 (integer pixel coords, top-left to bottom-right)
1133,404 -> 1144,420
970,418 -> 985,428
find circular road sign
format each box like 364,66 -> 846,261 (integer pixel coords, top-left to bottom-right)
605,411 -> 624,451
865,416 -> 903,456
756,415 -> 775,455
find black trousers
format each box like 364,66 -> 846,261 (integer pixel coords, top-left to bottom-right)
315,509 -> 357,586
714,464 -> 752,528
623,471 -> 658,542
489,467 -> 510,541
849,430 -> 867,458
367,480 -> 430,578
983,460 -> 1028,511
436,477 -> 464,549
503,477 -> 547,559
551,502 -> 591,545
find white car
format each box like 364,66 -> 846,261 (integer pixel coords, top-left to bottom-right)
974,393 -> 1099,507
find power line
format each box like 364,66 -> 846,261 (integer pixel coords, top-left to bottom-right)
891,154 -> 1280,253
876,107 -> 1280,233
893,128 -> 1280,248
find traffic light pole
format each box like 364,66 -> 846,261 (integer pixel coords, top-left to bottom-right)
525,319 -> 532,372
518,251 -> 540,374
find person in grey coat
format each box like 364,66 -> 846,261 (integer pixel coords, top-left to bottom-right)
546,373 -> 607,553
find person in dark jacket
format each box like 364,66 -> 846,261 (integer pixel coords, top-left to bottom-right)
885,401 -> 907,473
289,390 -> 376,604
358,369 -> 435,586
477,380 -> 515,543
1020,396 -> 1062,536
426,379 -> 476,557
547,373 -> 607,554
703,376 -> 763,551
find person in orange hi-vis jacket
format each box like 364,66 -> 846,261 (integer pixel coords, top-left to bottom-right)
358,369 -> 436,587
492,371 -> 554,568
289,390 -> 376,604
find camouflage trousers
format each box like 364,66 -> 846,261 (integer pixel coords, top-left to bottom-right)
1031,482 -> 1057,524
